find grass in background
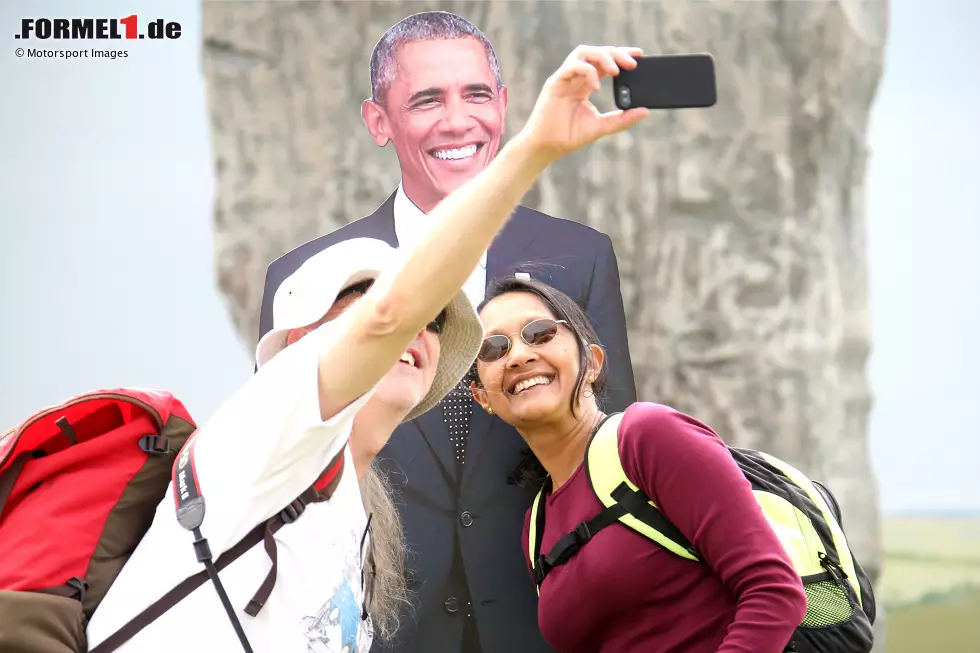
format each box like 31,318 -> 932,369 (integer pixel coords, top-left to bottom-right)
880,515 -> 980,608
885,586 -> 980,651
881,514 -> 980,650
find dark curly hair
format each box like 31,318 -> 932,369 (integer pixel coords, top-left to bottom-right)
472,277 -> 608,489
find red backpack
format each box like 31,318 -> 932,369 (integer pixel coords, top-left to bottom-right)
0,388 -> 345,653
0,389 -> 196,652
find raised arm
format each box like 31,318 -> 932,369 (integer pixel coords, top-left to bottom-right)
315,45 -> 650,421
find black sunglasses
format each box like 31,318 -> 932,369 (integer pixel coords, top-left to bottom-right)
478,318 -> 568,363
426,309 -> 447,335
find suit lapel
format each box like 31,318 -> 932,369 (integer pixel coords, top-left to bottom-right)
366,191 -> 399,246
459,209 -> 540,488
461,400 -> 494,488
486,207 -> 539,276
412,399 -> 459,485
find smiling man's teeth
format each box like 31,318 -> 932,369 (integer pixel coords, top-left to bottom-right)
400,352 -> 416,366
433,144 -> 478,160
513,376 -> 552,395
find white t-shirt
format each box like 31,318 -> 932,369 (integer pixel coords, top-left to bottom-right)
87,314 -> 377,653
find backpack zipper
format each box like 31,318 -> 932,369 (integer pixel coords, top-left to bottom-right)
818,551 -> 848,584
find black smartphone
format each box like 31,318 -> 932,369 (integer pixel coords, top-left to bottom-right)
613,53 -> 717,110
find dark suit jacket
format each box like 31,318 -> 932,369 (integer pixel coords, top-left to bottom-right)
258,191 -> 637,652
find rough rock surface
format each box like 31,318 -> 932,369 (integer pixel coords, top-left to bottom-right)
203,0 -> 889,647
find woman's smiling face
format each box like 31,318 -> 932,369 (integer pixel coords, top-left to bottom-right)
474,291 -> 598,428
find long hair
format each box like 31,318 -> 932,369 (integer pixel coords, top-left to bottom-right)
359,463 -> 410,642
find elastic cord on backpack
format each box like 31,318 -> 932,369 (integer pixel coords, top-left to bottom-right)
192,528 -> 253,652
172,433 -> 255,653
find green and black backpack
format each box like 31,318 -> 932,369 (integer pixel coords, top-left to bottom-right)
528,413 -> 877,653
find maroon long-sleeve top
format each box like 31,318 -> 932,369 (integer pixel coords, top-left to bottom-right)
522,402 -> 808,653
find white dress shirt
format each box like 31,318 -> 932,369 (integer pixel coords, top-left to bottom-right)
393,184 -> 488,307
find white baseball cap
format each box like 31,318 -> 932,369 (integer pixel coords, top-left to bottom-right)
255,238 -> 483,422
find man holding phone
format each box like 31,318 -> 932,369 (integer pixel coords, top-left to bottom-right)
257,12 -> 637,653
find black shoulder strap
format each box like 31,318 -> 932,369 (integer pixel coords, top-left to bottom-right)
528,415 -> 619,585
90,519 -> 265,653
531,411 -> 700,586
94,430 -> 334,653
531,497 -> 628,585
606,482 -> 696,554
531,481 -> 698,586
90,487 -> 318,653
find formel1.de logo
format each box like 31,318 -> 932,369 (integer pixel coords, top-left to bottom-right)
15,16 -> 182,41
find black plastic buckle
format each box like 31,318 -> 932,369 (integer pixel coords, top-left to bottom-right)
573,521 -> 592,544
280,499 -> 307,524
67,577 -> 89,603
192,532 -> 214,564
138,435 -> 171,456
531,557 -> 549,585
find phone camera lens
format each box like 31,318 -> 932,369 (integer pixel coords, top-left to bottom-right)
618,86 -> 632,109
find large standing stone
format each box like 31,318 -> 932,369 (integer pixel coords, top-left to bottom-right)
203,0 -> 889,647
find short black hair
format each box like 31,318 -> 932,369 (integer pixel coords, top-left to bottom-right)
368,11 -> 502,105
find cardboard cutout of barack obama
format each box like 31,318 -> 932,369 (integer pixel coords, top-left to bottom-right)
258,11 -> 637,653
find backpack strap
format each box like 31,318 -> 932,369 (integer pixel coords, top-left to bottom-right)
526,485 -> 548,593
171,432 -> 255,653
526,415 -> 622,591
91,517 -> 270,653
0,450 -> 34,519
528,480 -> 631,590
584,412 -> 700,561
91,486 -> 327,653
0,417 -> 83,520
243,446 -> 346,615
93,444 -> 347,653
527,412 -> 705,588
244,485 -> 319,616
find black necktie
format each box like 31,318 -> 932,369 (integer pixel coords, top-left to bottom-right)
442,378 -> 473,468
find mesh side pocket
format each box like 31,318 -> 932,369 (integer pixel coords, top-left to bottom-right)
801,579 -> 854,627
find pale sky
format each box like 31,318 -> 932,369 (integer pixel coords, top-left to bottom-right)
1,0 -> 977,513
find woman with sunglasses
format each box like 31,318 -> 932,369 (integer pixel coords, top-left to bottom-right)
83,45 -> 651,653
470,277 -> 808,653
